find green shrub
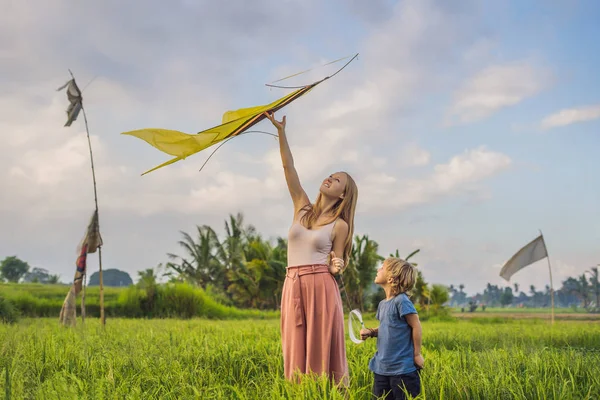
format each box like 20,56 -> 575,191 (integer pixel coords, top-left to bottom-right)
116,287 -> 147,318
417,304 -> 455,321
113,282 -> 278,320
0,295 -> 19,324
156,283 -> 204,318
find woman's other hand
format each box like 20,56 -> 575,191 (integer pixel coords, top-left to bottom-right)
328,251 -> 344,275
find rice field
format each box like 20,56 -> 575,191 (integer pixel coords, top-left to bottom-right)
2,317 -> 599,399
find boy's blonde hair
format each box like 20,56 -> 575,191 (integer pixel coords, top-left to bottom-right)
386,257 -> 417,297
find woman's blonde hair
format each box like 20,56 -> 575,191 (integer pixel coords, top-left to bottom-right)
299,171 -> 358,264
386,257 -> 417,297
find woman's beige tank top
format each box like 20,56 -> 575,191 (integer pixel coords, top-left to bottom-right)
287,218 -> 336,267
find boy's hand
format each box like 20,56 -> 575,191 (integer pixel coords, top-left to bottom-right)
414,354 -> 425,369
360,328 -> 371,340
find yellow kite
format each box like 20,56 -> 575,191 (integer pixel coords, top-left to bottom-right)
122,54 -> 358,175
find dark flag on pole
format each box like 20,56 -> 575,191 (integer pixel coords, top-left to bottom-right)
57,78 -> 83,127
59,210 -> 103,326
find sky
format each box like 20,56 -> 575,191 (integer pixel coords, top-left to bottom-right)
1,0 -> 598,296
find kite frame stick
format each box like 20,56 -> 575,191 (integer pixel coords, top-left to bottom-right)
68,69 -> 105,327
198,130 -> 277,173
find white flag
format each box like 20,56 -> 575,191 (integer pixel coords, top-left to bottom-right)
499,234 -> 548,281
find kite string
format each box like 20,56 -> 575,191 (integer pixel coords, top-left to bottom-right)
198,130 -> 277,172
269,54 -> 355,84
265,53 -> 359,90
338,272 -> 355,313
81,75 -> 99,93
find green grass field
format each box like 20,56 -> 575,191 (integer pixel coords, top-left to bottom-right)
451,307 -> 590,314
1,317 -> 599,399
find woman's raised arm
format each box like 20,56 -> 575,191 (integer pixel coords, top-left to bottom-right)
264,112 -> 310,214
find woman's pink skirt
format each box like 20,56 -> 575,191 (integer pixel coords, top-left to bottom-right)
280,264 -> 349,386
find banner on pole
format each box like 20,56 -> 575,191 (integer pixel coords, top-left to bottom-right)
499,234 -> 548,281
59,210 -> 103,326
57,78 -> 83,127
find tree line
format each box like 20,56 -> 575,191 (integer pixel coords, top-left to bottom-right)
137,212 -> 438,312
454,272 -> 599,312
2,212 -> 598,313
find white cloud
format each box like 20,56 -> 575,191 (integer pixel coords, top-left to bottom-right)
432,146 -> 511,189
359,146 -> 512,213
540,104 -> 600,129
398,143 -> 431,167
447,60 -> 550,124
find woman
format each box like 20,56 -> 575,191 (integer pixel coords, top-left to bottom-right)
264,111 -> 358,386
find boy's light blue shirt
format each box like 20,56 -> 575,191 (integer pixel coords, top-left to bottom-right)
368,293 -> 418,376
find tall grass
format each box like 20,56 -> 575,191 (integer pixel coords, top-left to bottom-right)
0,282 -> 278,320
1,318 -> 598,399
0,283 -> 122,318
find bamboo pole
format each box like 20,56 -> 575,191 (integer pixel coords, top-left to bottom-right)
539,231 -> 555,325
69,69 -> 105,326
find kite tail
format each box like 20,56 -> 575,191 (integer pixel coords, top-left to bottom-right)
141,156 -> 182,176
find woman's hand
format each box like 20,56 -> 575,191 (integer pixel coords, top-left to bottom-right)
264,111 -> 286,131
328,251 -> 344,275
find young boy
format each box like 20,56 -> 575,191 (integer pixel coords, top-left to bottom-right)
360,257 -> 424,399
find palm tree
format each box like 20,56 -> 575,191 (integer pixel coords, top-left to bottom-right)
448,284 -> 457,306
227,259 -> 262,308
578,274 -> 591,309
500,287 -> 514,307
586,266 -> 599,311
343,234 -> 383,311
263,237 -> 288,307
483,283 -> 495,306
214,213 -> 249,274
456,284 -> 466,306
412,270 -> 429,307
389,248 -> 420,265
430,284 -> 449,308
544,284 -> 552,307
562,275 -> 592,309
227,235 -> 287,309
166,225 -> 223,289
165,213 -> 288,309
137,268 -> 157,288
562,277 -> 582,307
530,285 -> 537,307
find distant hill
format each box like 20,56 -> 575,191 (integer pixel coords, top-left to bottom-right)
88,269 -> 133,287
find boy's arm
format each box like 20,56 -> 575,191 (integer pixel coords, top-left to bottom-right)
405,313 -> 424,368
